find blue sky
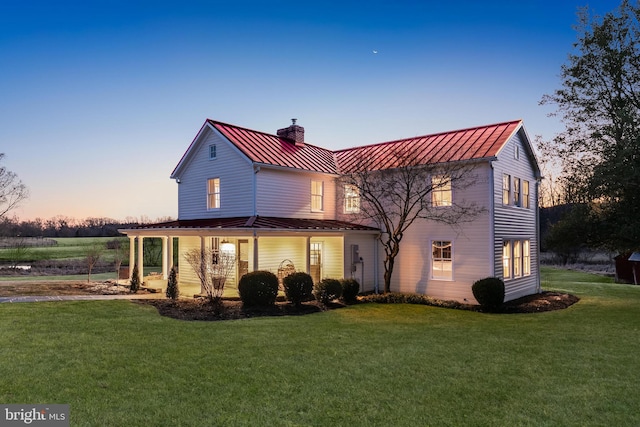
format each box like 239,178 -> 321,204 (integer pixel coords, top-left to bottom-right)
0,0 -> 619,221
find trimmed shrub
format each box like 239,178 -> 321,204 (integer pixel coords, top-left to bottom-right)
166,266 -> 179,300
238,271 -> 279,307
340,278 -> 360,304
130,264 -> 141,294
472,277 -> 505,312
313,278 -> 342,304
283,272 -> 314,305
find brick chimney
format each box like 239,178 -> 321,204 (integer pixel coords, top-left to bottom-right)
277,118 -> 305,147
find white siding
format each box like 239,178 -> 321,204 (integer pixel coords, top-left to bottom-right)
177,236 -> 201,288
177,128 -> 254,220
256,168 -> 336,219
492,130 -> 540,301
383,164 -> 493,303
344,234 -> 378,293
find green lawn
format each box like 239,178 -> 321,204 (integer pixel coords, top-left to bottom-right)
1,267 -> 639,426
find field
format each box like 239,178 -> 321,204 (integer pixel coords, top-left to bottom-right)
0,237 -> 129,263
0,267 -> 639,426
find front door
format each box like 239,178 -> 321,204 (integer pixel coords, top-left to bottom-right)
310,242 -> 322,283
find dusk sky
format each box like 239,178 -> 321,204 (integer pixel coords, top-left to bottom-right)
0,0 -> 619,221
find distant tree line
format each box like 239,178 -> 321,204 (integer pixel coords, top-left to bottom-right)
0,215 -> 174,238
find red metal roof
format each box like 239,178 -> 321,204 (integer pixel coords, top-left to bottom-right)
175,119 -> 523,177
209,120 -> 338,174
334,120 -> 522,173
128,216 -> 378,232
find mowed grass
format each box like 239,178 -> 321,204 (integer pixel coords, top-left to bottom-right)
1,267 -> 639,426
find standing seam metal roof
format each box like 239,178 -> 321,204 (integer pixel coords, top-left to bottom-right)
176,119 -> 522,176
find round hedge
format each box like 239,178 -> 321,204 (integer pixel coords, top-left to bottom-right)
238,271 -> 279,307
472,277 -> 505,312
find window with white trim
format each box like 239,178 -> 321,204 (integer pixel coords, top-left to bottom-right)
432,175 -> 452,207
209,144 -> 217,160
311,180 -> 324,211
503,174 -> 510,205
207,178 -> 220,210
513,177 -> 521,207
211,237 -> 220,265
514,240 -> 522,277
503,238 -> 531,280
503,240 -> 511,279
432,240 -> 452,280
523,180 -> 530,209
344,184 -> 360,213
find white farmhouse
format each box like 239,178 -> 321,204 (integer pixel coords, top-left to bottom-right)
120,118 -> 541,303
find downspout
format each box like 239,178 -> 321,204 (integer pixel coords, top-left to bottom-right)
253,165 -> 260,217
374,233 -> 380,294
535,179 -> 542,293
489,162 -> 495,277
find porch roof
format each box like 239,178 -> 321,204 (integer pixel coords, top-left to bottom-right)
124,216 -> 379,232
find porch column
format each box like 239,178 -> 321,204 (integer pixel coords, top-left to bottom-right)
128,236 -> 136,280
168,236 -> 174,271
253,233 -> 259,271
161,236 -> 168,279
137,236 -> 144,283
305,236 -> 311,274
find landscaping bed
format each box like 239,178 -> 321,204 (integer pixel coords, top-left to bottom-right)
139,291 -> 579,321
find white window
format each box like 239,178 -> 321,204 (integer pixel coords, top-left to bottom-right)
207,178 -> 220,210
432,175 -> 452,207
514,145 -> 520,160
513,240 -> 522,277
311,180 -> 324,211
209,144 -> 217,160
211,237 -> 220,265
523,180 -> 530,209
503,239 -> 531,280
503,240 -> 511,279
432,241 -> 452,280
344,184 -> 360,213
524,240 -> 531,276
513,178 -> 521,207
503,174 -> 510,205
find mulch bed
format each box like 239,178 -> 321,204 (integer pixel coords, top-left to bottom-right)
138,291 -> 580,321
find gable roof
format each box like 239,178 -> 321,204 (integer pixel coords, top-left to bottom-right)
209,120 -> 338,174
335,120 -> 522,173
172,119 -> 529,178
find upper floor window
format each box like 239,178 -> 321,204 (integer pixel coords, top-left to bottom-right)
502,174 -> 511,205
432,240 -> 453,280
209,144 -> 217,160
523,180 -> 530,209
513,177 -> 521,207
432,175 -> 452,207
207,178 -> 220,210
344,184 -> 360,213
514,145 -> 520,160
311,180 -> 324,211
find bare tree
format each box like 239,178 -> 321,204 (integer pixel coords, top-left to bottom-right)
0,153 -> 28,220
338,145 -> 484,293
109,238 -> 128,282
184,246 -> 236,304
85,242 -> 104,283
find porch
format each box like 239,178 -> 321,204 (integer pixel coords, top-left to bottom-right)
119,216 -> 380,296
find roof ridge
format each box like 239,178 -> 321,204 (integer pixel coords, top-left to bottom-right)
207,119 -> 333,153
333,119 -> 523,153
